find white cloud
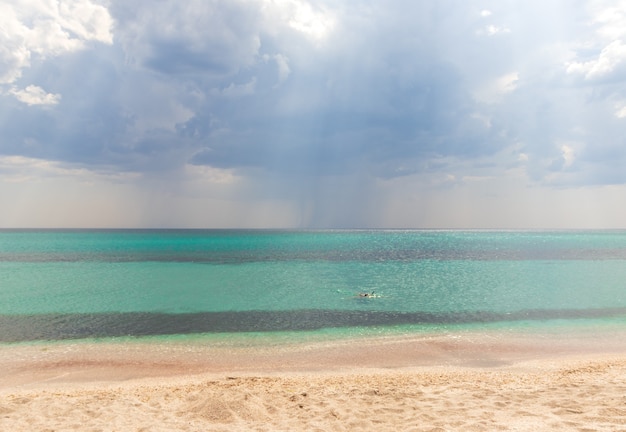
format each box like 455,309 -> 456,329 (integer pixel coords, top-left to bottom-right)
9,85 -> 61,106
615,101 -> 626,118
483,25 -> 511,36
283,0 -> 335,41
56,0 -> 114,44
561,144 -> 576,168
565,1 -> 626,82
0,0 -> 113,85
591,0 -> 626,40
219,78 -> 257,97
497,72 -> 519,93
567,39 -> 626,80
259,0 -> 336,49
184,163 -> 238,185
274,54 -> 291,83
473,72 -> 519,103
475,8 -> 510,36
0,155 -> 139,182
0,5 -> 31,84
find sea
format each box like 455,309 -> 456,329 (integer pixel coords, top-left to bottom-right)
1,229 -> 626,345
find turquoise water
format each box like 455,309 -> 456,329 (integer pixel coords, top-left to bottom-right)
1,229 -> 626,342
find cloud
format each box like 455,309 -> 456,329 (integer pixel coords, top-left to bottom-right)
9,85 -> 61,105
283,0 -> 335,41
478,25 -> 511,36
476,9 -> 510,36
0,154 -> 139,183
3,0 -> 506,182
0,0 -> 113,86
272,54 -> 291,84
561,144 -> 576,168
2,0 -> 626,228
567,40 -> 626,81
591,0 -> 626,40
615,101 -> 626,118
474,72 -> 519,103
218,78 -> 257,97
111,0 -> 262,76
565,0 -> 626,84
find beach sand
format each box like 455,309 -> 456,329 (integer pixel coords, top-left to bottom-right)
2,330 -> 626,431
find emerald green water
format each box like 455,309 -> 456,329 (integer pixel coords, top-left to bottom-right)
1,230 -> 626,342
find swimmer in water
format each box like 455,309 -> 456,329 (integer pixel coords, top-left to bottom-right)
358,291 -> 375,298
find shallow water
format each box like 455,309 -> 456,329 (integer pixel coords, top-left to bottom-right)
1,229 -> 625,342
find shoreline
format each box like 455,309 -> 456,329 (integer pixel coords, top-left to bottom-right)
2,329 -> 626,430
3,325 -> 626,388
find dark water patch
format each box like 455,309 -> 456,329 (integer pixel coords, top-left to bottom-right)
3,248 -> 626,263
1,308 -> 626,342
3,229 -> 626,263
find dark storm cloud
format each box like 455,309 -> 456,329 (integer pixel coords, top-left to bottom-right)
2,0 -> 626,187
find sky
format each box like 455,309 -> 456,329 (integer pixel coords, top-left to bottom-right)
1,0 -> 626,229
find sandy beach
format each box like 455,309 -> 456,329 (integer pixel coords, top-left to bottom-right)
2,330 -> 626,431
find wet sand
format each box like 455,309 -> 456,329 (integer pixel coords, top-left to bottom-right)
2,329 -> 626,431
